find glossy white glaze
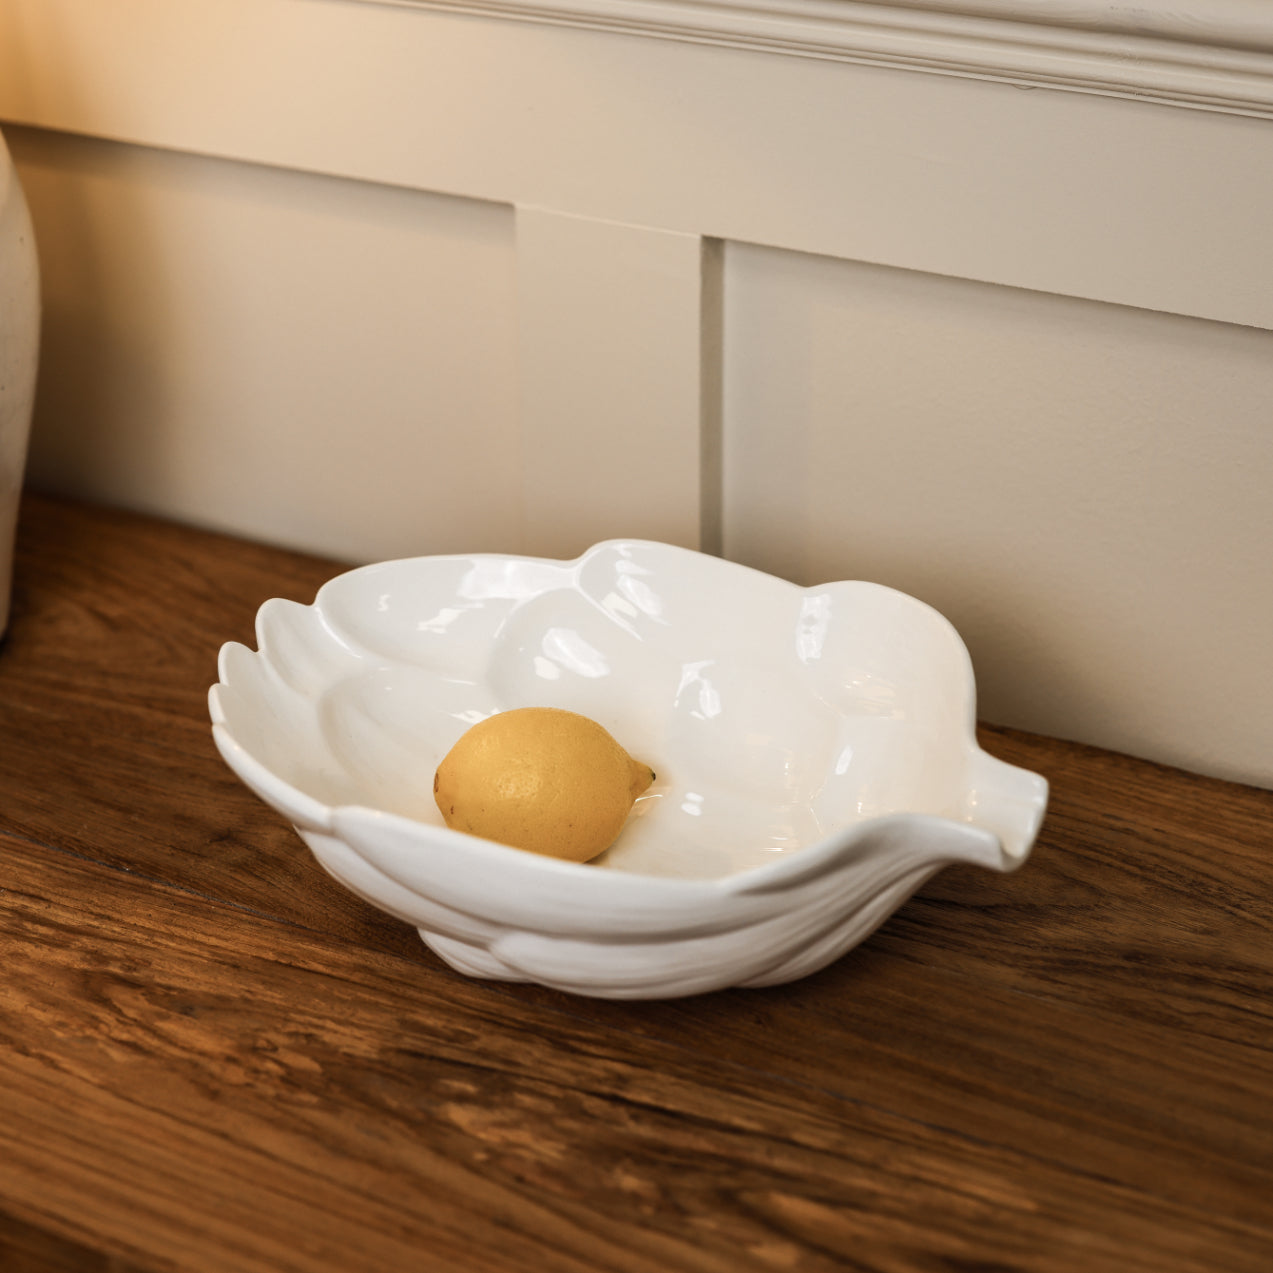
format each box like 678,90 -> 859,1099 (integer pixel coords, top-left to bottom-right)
210,542 -> 1048,998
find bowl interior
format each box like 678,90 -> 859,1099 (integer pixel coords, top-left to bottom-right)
215,542 -> 988,880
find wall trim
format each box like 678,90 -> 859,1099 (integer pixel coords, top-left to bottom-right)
364,0 -> 1273,117
4,0 -> 1272,329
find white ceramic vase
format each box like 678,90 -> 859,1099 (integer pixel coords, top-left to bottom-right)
0,128 -> 39,637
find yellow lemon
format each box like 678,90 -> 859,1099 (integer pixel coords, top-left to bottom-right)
434,707 -> 655,862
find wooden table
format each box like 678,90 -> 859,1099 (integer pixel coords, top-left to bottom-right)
1,494 -> 1269,1273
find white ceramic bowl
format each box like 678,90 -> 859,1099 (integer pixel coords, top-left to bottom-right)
209,541 -> 1048,999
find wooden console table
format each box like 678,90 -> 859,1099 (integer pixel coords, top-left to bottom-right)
1,494 -> 1269,1272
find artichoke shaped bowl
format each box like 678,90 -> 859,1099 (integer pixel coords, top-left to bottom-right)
209,541 -> 1048,1000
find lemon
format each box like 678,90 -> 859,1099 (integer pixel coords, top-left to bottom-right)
433,707 -> 655,862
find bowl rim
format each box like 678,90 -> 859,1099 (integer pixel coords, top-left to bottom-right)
209,539 -> 1050,897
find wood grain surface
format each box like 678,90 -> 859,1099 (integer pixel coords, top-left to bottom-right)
1,493 -> 1270,1273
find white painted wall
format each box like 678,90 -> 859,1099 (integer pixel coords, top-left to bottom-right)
723,245 -> 1273,783
11,128 -> 521,563
1,0 -> 1270,786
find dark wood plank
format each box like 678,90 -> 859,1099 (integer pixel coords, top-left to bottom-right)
3,493 -> 1272,1271
0,494 -> 420,955
2,832 -> 1267,1273
0,1208 -> 159,1273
